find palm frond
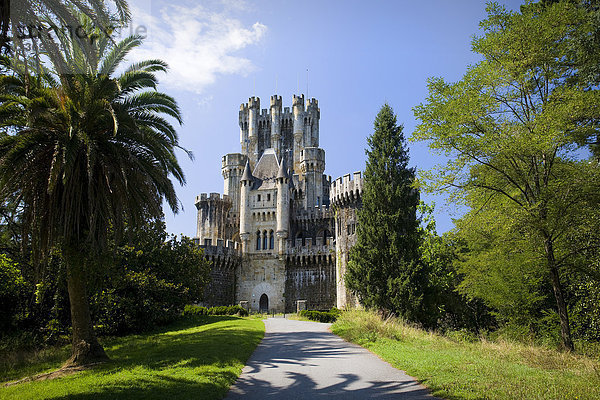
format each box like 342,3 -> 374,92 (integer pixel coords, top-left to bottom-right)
98,35 -> 143,77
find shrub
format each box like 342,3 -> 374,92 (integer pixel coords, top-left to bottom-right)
183,305 -> 209,316
299,307 -> 341,323
183,304 -> 249,317
0,254 -> 28,332
91,220 -> 211,335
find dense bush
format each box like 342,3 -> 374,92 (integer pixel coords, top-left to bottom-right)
0,254 -> 28,332
0,252 -> 72,346
183,304 -> 249,317
299,307 -> 341,323
91,220 -> 211,335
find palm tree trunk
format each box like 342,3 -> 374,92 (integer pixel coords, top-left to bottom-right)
544,237 -> 574,352
64,250 -> 108,367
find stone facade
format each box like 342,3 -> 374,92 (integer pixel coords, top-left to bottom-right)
195,94 -> 362,312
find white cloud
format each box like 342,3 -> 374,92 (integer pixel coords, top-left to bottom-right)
127,3 -> 266,93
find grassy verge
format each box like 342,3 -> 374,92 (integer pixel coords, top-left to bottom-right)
1,316 -> 264,400
332,310 -> 600,400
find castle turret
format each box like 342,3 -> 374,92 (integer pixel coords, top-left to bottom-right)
239,160 -> 253,251
270,95 -> 282,160
195,193 -> 232,245
275,159 -> 290,255
222,153 -> 247,217
247,97 -> 260,167
292,94 -> 305,173
239,103 -> 249,155
306,98 -> 320,147
300,147 -> 326,208
331,172 -> 363,309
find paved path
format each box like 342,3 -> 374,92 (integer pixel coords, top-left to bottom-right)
226,318 -> 434,399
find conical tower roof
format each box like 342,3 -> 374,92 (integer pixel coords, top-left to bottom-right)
276,158 -> 287,180
241,160 -> 253,182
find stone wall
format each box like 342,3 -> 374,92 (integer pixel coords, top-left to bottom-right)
200,244 -> 241,307
284,254 -> 336,312
236,254 -> 287,312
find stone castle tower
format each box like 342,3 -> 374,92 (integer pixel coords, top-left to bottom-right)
195,94 -> 361,312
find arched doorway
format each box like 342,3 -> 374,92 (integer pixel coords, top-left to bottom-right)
259,293 -> 269,313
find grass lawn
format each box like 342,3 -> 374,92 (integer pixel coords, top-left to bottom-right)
1,316 -> 264,400
332,310 -> 600,400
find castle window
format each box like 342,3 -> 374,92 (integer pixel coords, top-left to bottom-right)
267,193 -> 271,201
263,230 -> 268,250
269,230 -> 274,249
347,225 -> 351,235
256,231 -> 261,250
257,194 -> 261,202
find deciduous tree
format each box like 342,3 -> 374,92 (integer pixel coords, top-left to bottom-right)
413,2 -> 600,350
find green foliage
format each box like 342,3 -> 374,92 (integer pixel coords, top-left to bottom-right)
298,307 -> 341,323
454,207 -> 548,327
346,104 -> 431,326
91,219 -> 211,335
418,203 -> 494,333
412,1 -> 600,350
0,254 -> 27,332
568,277 -> 600,341
183,305 -> 249,317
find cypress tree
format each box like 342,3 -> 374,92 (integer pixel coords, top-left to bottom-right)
346,104 -> 429,324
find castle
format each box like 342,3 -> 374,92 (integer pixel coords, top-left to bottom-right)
195,94 -> 363,312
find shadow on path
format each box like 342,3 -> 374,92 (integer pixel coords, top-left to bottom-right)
227,319 -> 434,399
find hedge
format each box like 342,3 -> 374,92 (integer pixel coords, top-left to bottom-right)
183,304 -> 249,317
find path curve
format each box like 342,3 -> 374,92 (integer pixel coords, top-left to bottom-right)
226,318 -> 434,399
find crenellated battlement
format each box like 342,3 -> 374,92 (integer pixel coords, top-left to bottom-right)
306,98 -> 318,110
239,95 -> 315,125
248,96 -> 260,109
270,95 -> 282,109
292,205 -> 333,221
330,172 -> 363,206
292,94 -> 305,108
222,153 -> 247,168
198,240 -> 241,256
300,147 -> 325,162
285,241 -> 336,257
195,192 -> 232,205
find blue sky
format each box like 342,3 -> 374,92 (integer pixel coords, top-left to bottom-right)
125,0 -> 524,237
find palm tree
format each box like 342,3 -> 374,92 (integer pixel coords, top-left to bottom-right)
0,27 -> 185,366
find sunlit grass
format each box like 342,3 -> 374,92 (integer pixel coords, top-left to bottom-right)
1,316 -> 264,400
332,310 -> 600,400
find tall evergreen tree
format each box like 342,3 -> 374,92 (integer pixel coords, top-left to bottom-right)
346,104 -> 430,325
